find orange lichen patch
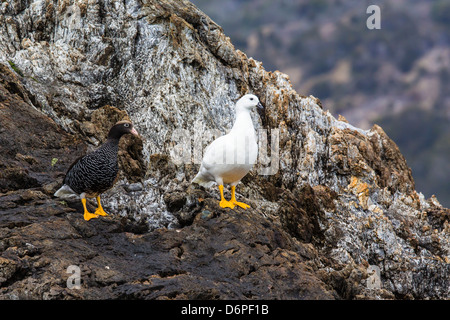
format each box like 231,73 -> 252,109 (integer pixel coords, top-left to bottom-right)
348,176 -> 370,210
338,114 -> 349,123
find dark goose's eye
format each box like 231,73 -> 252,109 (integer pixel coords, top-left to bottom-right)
124,123 -> 129,128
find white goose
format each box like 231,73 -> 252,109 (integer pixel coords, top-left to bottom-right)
192,94 -> 263,209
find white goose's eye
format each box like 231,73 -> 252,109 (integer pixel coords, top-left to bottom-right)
250,98 -> 254,101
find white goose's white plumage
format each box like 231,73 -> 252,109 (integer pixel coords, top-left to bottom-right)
192,94 -> 263,209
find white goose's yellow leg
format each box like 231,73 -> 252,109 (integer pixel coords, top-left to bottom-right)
81,197 -> 99,221
231,185 -> 250,209
219,185 -> 235,209
94,195 -> 108,216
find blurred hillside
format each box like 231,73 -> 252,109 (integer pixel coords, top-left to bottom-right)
191,0 -> 450,207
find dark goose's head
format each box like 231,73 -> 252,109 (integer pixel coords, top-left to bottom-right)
107,120 -> 139,141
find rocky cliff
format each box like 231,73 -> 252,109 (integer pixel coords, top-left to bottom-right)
0,0 -> 448,299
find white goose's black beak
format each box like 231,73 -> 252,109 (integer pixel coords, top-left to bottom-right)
256,102 -> 265,120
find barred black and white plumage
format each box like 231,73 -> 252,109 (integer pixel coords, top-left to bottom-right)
63,140 -> 119,197
54,120 -> 139,221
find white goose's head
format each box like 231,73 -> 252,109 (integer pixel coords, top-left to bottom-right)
235,94 -> 264,113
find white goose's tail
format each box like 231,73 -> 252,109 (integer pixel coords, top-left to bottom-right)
191,169 -> 214,188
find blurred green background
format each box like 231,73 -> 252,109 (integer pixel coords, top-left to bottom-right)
191,0 -> 450,207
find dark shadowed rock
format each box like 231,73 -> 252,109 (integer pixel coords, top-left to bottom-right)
0,187 -> 335,300
0,64 -> 86,194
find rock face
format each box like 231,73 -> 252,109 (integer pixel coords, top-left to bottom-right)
0,0 -> 448,299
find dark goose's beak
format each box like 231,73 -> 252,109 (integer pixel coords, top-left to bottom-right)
131,127 -> 139,137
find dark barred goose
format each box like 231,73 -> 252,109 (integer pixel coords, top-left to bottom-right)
54,120 -> 139,221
